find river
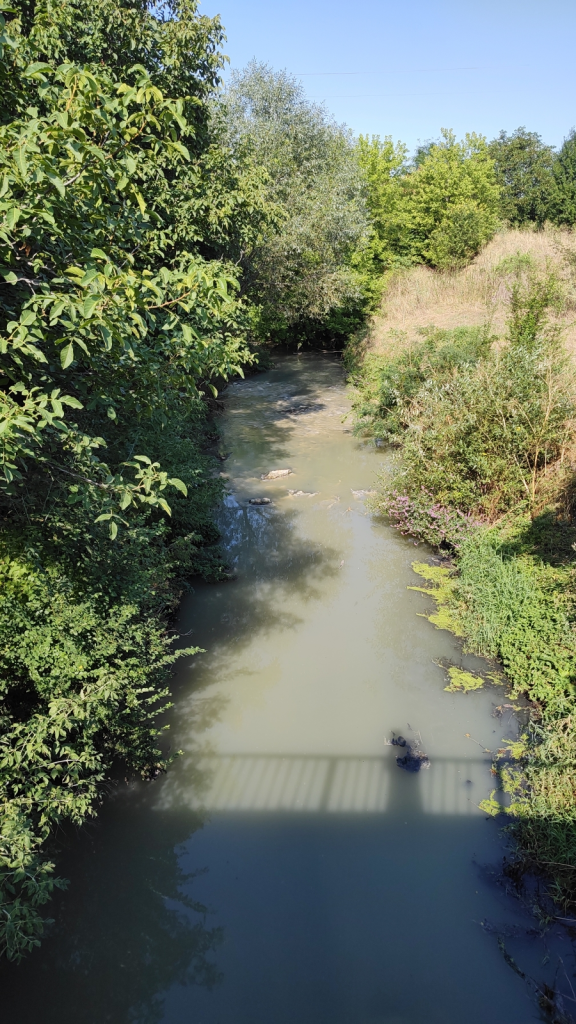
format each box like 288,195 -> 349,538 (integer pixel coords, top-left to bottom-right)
0,353 -> 570,1023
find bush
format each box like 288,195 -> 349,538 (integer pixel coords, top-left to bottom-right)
371,488 -> 480,549
426,201 -> 498,269
351,325 -> 492,441
360,270 -> 574,521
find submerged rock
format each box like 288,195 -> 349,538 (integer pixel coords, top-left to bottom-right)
249,498 -> 272,505
261,469 -> 293,480
288,489 -> 318,497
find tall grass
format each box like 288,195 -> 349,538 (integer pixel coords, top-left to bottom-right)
366,226 -> 576,356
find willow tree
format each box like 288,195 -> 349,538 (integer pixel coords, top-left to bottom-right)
223,61 -> 369,340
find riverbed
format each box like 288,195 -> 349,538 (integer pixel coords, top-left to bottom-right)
1,353 -> 570,1023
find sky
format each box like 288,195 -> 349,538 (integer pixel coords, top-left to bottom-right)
199,0 -> 576,155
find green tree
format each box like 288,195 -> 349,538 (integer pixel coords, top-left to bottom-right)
357,129 -> 500,270
552,129 -> 576,226
223,61 -> 369,336
401,130 -> 501,268
0,0 -> 275,960
355,134 -> 409,272
489,127 -> 555,226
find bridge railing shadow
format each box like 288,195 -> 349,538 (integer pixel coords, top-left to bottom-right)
166,752 -> 494,817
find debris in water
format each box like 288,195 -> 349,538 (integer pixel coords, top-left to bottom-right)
288,489 -> 317,497
389,730 -> 430,771
396,749 -> 431,772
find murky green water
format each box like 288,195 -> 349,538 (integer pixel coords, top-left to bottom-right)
1,354 -> 570,1023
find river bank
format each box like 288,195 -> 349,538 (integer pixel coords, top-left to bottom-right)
349,249 -> 576,951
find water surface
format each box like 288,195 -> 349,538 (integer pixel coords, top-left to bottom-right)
1,354 -> 567,1024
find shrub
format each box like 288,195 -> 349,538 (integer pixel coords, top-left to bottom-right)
371,488 -> 480,550
426,201 -> 499,269
400,129 -> 501,268
351,325 -> 492,441
398,341 -> 574,517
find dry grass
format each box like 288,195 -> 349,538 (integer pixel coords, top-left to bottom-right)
367,226 -> 576,356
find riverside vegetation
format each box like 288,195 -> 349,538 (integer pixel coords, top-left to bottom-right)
4,0 -> 576,967
351,259 -> 576,925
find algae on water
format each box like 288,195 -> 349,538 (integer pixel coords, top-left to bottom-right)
444,667 -> 484,693
409,562 -> 464,635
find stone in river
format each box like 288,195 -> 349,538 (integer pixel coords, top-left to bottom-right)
261,469 -> 293,480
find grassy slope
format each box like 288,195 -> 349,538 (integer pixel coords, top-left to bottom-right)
366,226 -> 576,356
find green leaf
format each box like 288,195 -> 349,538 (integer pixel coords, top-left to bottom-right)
2,270 -> 17,285
90,248 -> 108,260
23,62 -> 52,79
19,310 -> 36,327
109,520 -> 118,540
14,147 -> 27,178
168,477 -> 188,497
5,207 -> 21,230
60,343 -> 74,369
82,294 -> 99,318
170,141 -> 190,161
48,174 -> 66,197
50,299 -> 66,319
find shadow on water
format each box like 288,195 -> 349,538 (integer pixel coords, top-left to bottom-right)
216,354 -> 340,473
0,794 -> 222,1024
0,764 -> 545,1024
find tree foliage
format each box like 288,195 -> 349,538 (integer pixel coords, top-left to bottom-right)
0,0 -> 278,960
489,127 -> 556,226
223,62 -> 369,339
552,129 -> 576,227
358,129 -> 501,271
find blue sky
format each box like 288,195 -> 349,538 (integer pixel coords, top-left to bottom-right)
199,0 -> 576,155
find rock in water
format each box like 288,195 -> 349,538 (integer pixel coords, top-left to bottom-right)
249,498 -> 272,505
261,469 -> 292,480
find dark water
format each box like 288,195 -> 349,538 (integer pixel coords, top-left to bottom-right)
1,354 -> 572,1024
